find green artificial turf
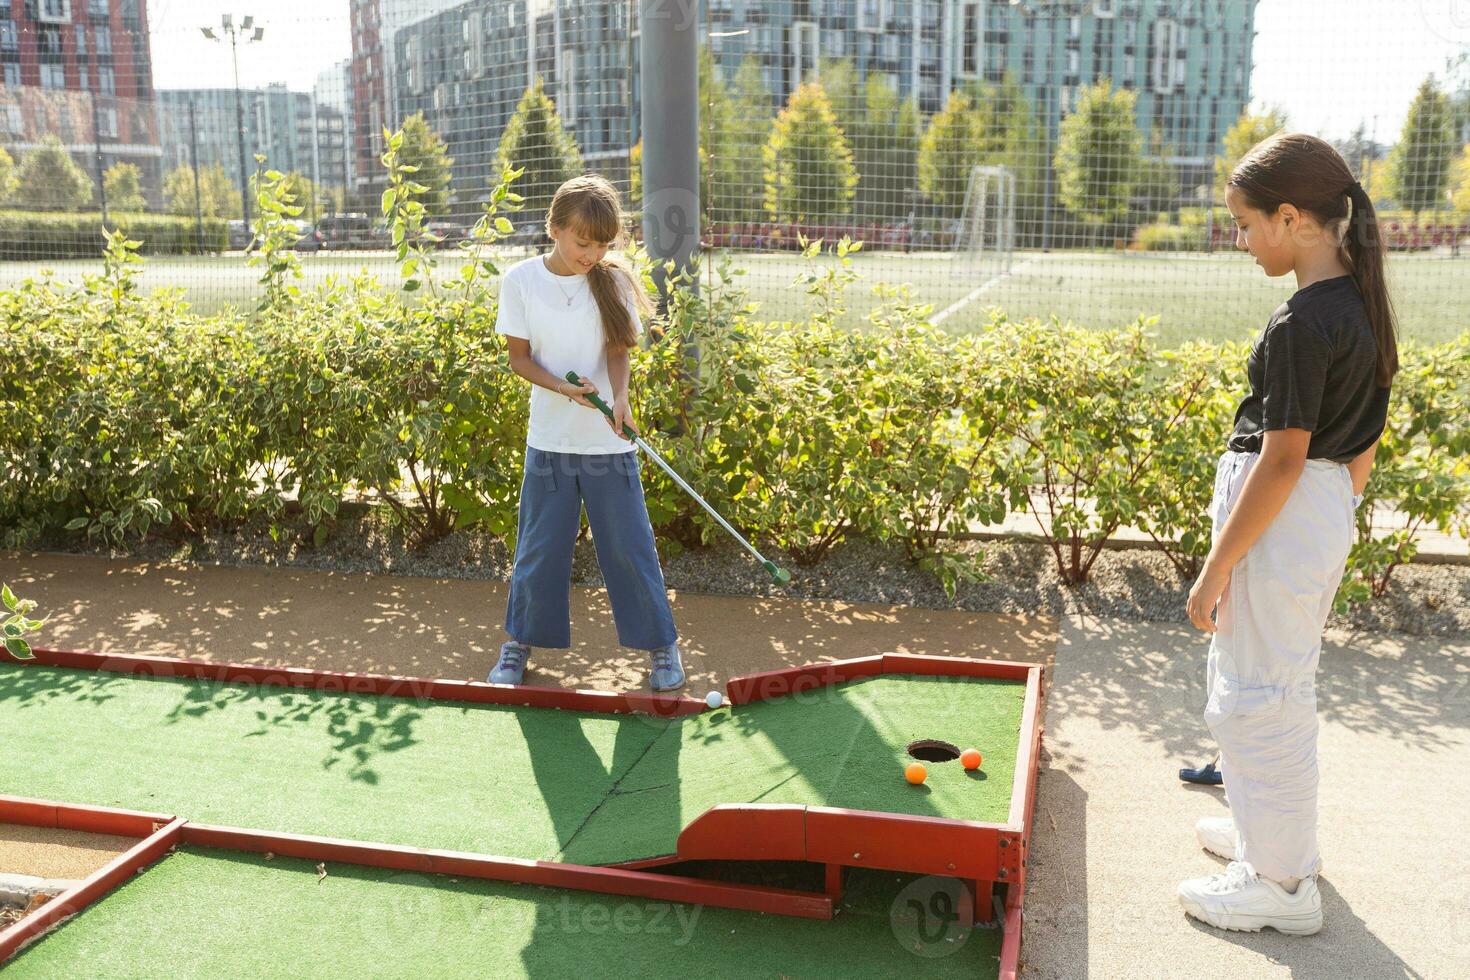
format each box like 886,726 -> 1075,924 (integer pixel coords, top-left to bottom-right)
560,675 -> 1026,864
0,665 -> 1024,866
3,848 -> 1004,979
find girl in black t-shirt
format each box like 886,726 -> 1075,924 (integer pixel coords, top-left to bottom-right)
1176,134 -> 1396,937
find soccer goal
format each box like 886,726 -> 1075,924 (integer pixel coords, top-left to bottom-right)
957,165 -> 1017,273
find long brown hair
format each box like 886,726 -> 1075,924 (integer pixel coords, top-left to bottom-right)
545,174 -> 653,350
1229,133 -> 1398,386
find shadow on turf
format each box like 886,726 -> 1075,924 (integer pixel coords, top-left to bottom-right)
0,662 -> 427,787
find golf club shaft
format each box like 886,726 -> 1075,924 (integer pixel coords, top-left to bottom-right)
625,430 -> 771,568
563,373 -> 772,569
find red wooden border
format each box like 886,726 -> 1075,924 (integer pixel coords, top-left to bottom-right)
179,824 -> 832,920
675,804 -> 809,864
4,646 -> 705,718
0,795 -> 173,837
0,814 -> 183,964
2,648 -> 1045,970
999,881 -> 1024,980
725,656 -> 886,705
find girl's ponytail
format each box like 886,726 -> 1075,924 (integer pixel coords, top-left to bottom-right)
586,256 -> 646,351
1341,182 -> 1399,386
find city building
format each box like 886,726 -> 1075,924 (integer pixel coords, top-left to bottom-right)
382,0 -> 1256,212
0,0 -> 161,204
314,59 -> 355,201
156,84 -> 343,218
348,0 -> 463,203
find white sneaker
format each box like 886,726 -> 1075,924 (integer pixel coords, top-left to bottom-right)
1194,816 -> 1324,874
1195,815 -> 1237,860
1177,862 -> 1322,935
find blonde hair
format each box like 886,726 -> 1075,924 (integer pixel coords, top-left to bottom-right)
545,174 -> 654,350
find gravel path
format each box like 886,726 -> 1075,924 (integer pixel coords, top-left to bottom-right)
31,504 -> 1470,639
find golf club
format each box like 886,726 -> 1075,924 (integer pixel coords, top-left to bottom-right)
564,371 -> 792,586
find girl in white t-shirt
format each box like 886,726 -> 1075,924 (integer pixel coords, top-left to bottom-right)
488,174 -> 684,692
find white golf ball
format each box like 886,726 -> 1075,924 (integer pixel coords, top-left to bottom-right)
705,691 -> 724,709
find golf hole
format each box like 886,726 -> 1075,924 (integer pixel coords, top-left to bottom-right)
907,740 -> 960,763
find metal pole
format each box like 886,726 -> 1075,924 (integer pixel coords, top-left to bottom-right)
638,0 -> 701,321
231,30 -> 252,227
189,98 -> 205,251
1041,13 -> 1054,252
91,91 -> 109,226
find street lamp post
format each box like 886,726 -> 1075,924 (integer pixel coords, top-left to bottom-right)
201,14 -> 265,229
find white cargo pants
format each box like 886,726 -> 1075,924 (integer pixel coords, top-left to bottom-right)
1203,450 -> 1355,882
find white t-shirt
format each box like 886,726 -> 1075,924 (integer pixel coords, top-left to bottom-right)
495,254 -> 643,455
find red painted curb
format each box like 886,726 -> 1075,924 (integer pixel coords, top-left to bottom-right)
0,800 -> 183,965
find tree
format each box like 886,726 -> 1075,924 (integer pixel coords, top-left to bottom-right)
163,161 -> 239,218
817,57 -> 862,138
1383,78 -> 1455,214
1333,122 -> 1382,181
1214,108 -> 1288,195
1134,137 -> 1182,220
395,112 -> 455,216
1451,143 -> 1470,220
726,56 -> 776,224
1053,81 -> 1144,243
918,91 -> 984,218
0,147 -> 16,204
762,81 -> 858,224
970,75 -> 1047,244
103,162 -> 146,212
695,46 -> 742,225
847,72 -> 922,222
494,78 -> 583,223
15,135 -> 93,211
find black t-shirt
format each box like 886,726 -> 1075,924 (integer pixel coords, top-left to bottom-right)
1227,276 -> 1390,464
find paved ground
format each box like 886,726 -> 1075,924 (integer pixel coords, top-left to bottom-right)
2,551 -> 1467,978
1024,615 -> 1470,980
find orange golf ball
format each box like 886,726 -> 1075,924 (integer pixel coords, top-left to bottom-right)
904,762 -> 928,785
961,748 -> 983,770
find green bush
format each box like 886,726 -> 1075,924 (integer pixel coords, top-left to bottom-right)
0,210 -> 227,259
1338,334 -> 1470,609
1,230 -> 1466,610
1133,221 -> 1208,252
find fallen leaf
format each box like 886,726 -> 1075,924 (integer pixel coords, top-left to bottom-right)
316,862 -> 327,882
264,851 -> 275,861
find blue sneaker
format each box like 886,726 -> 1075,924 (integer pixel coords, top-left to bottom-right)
488,641 -> 531,685
648,642 -> 685,693
1180,756 -> 1224,786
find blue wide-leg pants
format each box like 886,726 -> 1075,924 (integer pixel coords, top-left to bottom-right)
504,447 -> 678,651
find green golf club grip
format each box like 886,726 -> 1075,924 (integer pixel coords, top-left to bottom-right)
564,371 -> 637,437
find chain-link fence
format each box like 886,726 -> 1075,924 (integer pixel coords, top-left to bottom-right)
1,0 -> 1467,346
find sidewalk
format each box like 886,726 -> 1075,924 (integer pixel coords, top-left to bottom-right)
961,498 -> 1469,564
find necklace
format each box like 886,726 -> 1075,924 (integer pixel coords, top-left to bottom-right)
543,255 -> 584,306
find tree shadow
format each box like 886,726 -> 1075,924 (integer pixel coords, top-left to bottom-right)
1050,616 -> 1470,760
0,661 -> 426,788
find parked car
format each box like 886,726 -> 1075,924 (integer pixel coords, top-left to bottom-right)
316,212 -> 390,250
292,222 -> 325,252
226,219 -> 252,252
